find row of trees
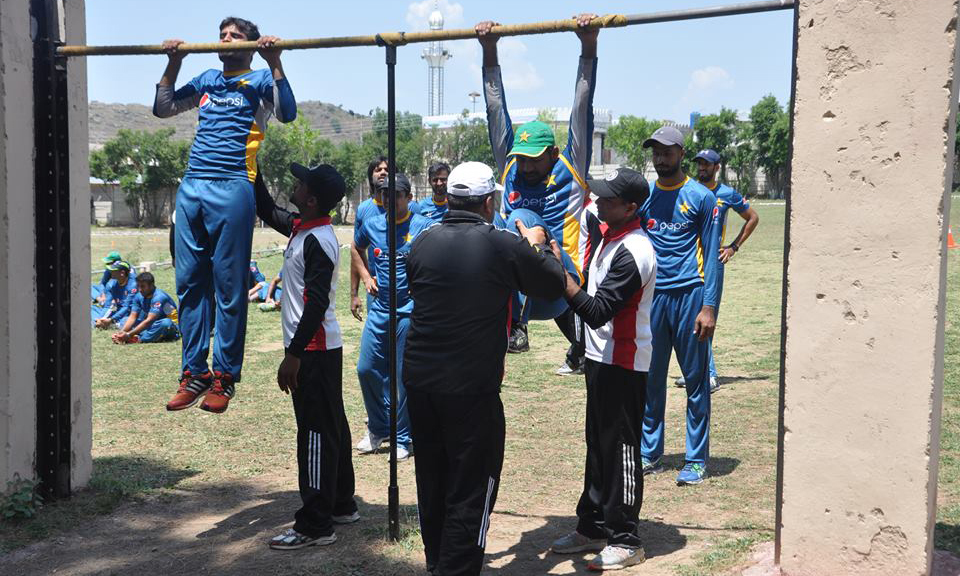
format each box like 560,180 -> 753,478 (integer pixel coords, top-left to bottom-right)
607,94 -> 791,198
90,94 -> 793,227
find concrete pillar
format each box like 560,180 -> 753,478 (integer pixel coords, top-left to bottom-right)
0,0 -> 39,487
0,0 -> 90,490
778,1 -> 958,575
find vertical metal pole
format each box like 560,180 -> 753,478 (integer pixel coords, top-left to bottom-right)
385,43 -> 400,543
32,0 -> 72,500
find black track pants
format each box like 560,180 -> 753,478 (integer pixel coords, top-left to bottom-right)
575,359 -> 646,548
291,348 -> 357,537
407,388 -> 505,576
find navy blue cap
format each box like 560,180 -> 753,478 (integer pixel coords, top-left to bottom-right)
290,163 -> 346,211
695,149 -> 722,164
589,168 -> 650,205
377,173 -> 412,195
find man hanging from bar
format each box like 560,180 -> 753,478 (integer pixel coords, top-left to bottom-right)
475,14 -> 601,373
153,16 -> 297,413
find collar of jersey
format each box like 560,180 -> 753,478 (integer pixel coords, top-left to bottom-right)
704,181 -> 719,192
601,216 -> 646,244
433,197 -> 448,206
223,69 -> 253,77
373,198 -> 383,207
293,216 -> 332,232
655,176 -> 688,192
395,211 -> 412,225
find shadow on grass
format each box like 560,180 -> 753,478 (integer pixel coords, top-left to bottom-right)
661,454 -> 740,478
717,375 -> 770,386
484,511 -> 685,574
936,522 -> 960,557
0,480 -> 427,576
0,455 -> 198,553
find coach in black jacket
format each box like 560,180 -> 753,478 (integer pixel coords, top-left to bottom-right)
404,161 -> 567,576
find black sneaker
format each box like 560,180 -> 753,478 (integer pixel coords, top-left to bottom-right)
269,528 -> 336,550
507,323 -> 529,353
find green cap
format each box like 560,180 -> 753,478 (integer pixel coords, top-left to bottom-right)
508,121 -> 556,158
102,250 -> 122,264
106,260 -> 131,272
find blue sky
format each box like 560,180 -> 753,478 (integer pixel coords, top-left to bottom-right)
84,0 -> 794,124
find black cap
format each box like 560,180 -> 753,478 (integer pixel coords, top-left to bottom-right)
589,168 -> 650,205
377,173 -> 412,195
290,163 -> 346,212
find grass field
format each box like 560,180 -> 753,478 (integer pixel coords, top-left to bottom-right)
0,200 -> 958,575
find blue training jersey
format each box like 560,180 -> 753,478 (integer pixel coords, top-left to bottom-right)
249,260 -> 266,288
107,277 -> 139,322
354,211 -> 434,314
642,176 -> 721,306
418,197 -> 448,223
153,68 -> 297,181
707,182 -> 750,246
130,288 -> 179,323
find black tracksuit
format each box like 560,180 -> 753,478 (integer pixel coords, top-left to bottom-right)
404,209 -> 566,576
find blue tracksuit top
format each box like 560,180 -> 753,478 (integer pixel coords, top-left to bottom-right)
153,68 -> 296,181
418,197 -> 448,223
354,211 -> 434,314
129,288 -> 179,322
642,177 -> 721,306
107,277 -> 140,322
707,182 -> 750,246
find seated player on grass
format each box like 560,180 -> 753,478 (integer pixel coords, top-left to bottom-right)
112,272 -> 181,344
92,260 -> 138,330
247,260 -> 268,302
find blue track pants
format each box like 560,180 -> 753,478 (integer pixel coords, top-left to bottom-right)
642,284 -> 711,466
175,177 -> 255,380
356,307 -> 411,447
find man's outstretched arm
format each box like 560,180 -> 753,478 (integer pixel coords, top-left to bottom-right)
565,14 -> 600,179
477,20 -> 513,175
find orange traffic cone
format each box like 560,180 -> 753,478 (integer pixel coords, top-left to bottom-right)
949,226 -> 958,249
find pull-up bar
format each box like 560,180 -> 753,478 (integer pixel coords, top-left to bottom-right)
56,0 -> 795,57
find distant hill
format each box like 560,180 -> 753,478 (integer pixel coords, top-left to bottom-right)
88,100 -> 371,148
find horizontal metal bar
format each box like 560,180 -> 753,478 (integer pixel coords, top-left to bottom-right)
56,1 -> 795,57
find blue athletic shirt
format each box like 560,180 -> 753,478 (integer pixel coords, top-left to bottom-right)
107,277 -> 139,322
418,197 -> 448,223
354,211 -> 434,314
153,68 -> 296,182
355,197 -> 423,261
641,176 -> 721,306
707,182 -> 750,246
249,260 -> 266,288
130,288 -> 179,323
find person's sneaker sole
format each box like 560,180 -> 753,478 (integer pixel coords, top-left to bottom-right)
333,512 -> 361,525
269,533 -> 337,550
677,477 -> 705,486
166,392 -> 207,411
643,464 -> 664,476
551,540 -> 607,554
199,400 -> 230,414
586,549 -> 645,571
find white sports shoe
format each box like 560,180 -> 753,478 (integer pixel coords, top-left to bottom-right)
397,444 -> 412,460
551,531 -> 607,554
355,431 -> 385,454
586,545 -> 645,571
332,511 -> 360,525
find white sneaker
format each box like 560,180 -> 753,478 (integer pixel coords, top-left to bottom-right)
332,511 -> 360,524
555,362 -> 584,376
674,376 -> 686,387
586,545 -> 645,571
709,376 -> 720,393
551,531 -> 606,554
355,431 -> 385,454
397,444 -> 412,460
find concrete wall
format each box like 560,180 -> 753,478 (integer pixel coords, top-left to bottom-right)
0,0 -> 39,487
66,0 -> 92,490
778,1 -> 958,575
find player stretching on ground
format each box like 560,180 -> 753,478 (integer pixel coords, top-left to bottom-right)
675,149 -> 760,391
154,16 -> 296,413
476,14 -> 599,358
640,126 -> 720,486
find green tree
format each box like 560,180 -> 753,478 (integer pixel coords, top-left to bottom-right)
362,108 -> 426,177
424,111 -> 495,171
90,128 -> 189,227
607,116 -> 660,172
536,108 -> 569,152
726,123 -> 756,196
693,107 -> 739,181
259,116 -> 325,203
749,95 -> 791,198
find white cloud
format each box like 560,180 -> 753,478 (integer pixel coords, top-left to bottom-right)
405,0 -> 465,31
688,66 -> 735,92
496,38 -> 544,92
674,66 -> 735,116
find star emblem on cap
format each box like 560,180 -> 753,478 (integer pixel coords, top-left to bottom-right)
519,131 -> 530,143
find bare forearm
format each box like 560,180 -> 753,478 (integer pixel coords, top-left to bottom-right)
732,211 -> 760,247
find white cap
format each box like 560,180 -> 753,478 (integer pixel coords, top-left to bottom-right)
447,162 -> 503,197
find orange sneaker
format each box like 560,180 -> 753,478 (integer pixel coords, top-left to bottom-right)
200,371 -> 235,414
166,370 -> 212,411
